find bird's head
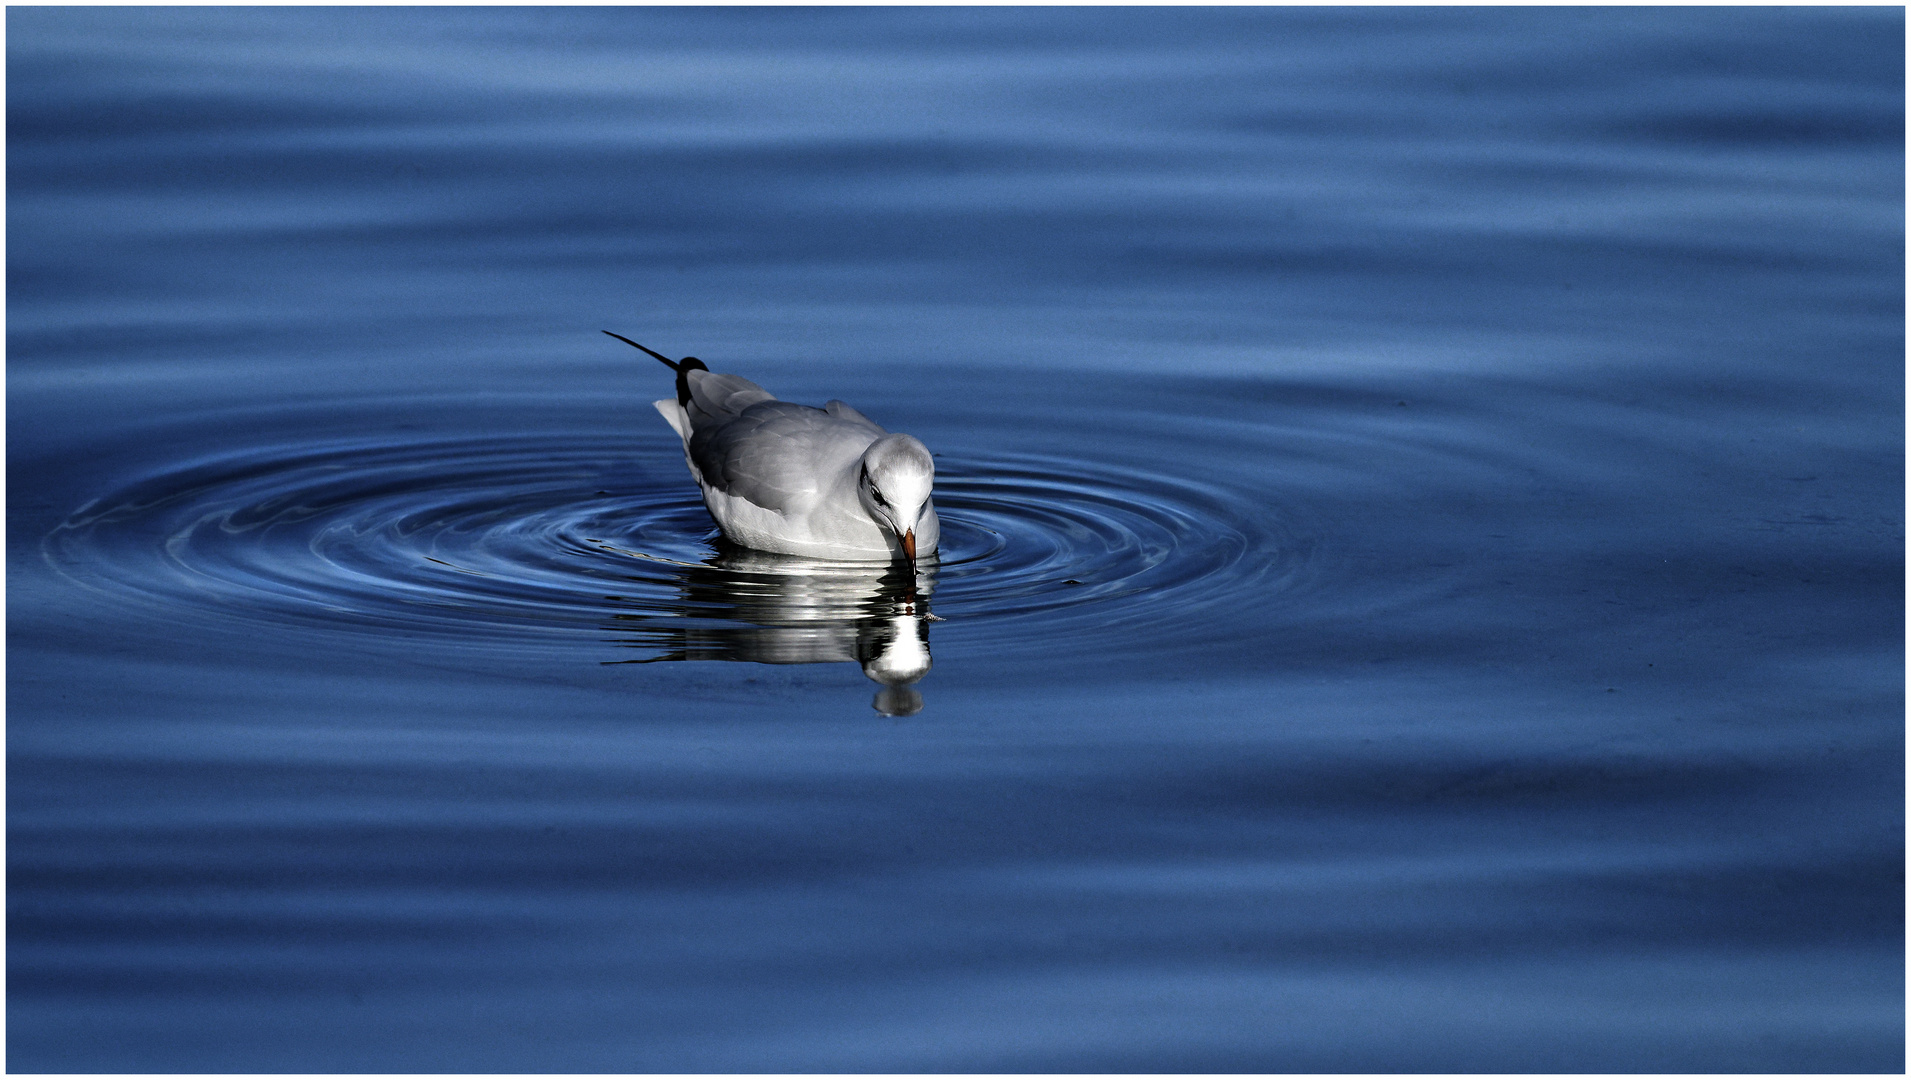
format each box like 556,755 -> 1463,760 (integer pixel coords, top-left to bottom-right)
857,433 -> 934,568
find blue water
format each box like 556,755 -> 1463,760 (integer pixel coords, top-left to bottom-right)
8,7 -> 1903,1071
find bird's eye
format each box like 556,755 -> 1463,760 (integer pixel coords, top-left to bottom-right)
870,486 -> 887,506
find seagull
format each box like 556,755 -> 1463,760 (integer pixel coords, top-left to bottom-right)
605,332 -> 939,569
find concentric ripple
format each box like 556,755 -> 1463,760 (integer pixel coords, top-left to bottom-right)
44,433 -> 1308,658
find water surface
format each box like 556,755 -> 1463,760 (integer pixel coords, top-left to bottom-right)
8,7 -> 1903,1071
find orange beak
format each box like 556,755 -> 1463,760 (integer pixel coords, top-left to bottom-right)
901,529 -> 916,563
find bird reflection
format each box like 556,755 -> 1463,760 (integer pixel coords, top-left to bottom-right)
602,541 -> 935,716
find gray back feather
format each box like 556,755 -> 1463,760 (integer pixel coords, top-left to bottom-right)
684,370 -> 887,513
685,370 -> 775,422
823,399 -> 880,428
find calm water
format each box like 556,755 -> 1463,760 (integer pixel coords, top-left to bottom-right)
8,7 -> 1903,1071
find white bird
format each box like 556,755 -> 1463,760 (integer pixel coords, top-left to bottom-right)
606,332 -> 940,569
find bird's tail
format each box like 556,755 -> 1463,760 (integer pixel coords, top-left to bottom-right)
603,331 -> 708,407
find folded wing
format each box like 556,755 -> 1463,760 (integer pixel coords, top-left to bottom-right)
684,371 -> 887,514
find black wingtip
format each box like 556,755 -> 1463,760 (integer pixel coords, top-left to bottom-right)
602,330 -> 680,371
